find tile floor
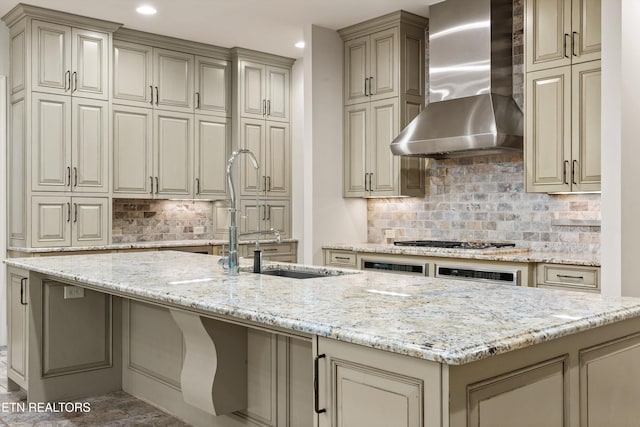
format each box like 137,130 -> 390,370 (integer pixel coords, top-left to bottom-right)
0,348 -> 188,426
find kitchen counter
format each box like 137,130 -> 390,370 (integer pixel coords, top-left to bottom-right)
4,251 -> 628,365
8,238 -> 298,253
323,242 -> 600,266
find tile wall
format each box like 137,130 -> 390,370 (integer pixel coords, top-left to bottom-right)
112,199 -> 214,243
366,0 -> 601,254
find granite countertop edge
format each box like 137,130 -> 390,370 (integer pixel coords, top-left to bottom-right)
322,243 -> 600,267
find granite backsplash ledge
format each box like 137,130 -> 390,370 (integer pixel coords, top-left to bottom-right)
368,153 -> 600,255
112,199 -> 214,243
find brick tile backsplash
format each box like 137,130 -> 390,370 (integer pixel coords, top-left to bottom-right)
367,154 -> 600,254
112,199 -> 213,243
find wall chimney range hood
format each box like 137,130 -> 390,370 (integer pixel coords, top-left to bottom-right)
390,0 -> 523,159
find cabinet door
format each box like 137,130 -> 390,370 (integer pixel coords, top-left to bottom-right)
112,105 -> 153,196
71,197 -> 109,246
265,122 -> 290,197
240,61 -> 266,119
571,0 -> 601,63
7,269 -> 28,389
265,200 -> 291,238
31,20 -> 71,95
369,98 -> 399,195
525,67 -> 572,192
72,98 -> 109,193
71,28 -> 109,99
239,199 -> 266,234
344,35 -> 369,105
113,40 -> 153,107
525,0 -> 572,72
31,93 -> 72,191
195,56 -> 230,117
195,115 -> 229,199
369,28 -> 399,101
343,104 -> 369,197
572,61 -> 601,191
154,111 -> 193,197
239,118 -> 265,196
265,66 -> 289,121
153,48 -> 194,112
31,196 -> 71,248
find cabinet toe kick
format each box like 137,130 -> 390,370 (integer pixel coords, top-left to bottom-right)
169,309 -> 248,415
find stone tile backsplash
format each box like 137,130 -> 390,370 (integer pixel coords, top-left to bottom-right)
112,199 -> 213,243
368,154 -> 600,254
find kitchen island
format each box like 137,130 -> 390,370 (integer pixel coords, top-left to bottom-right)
5,251 -> 640,426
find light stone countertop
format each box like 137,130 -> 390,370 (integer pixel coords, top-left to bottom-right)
322,243 -> 600,267
8,239 -> 298,254
5,251 -> 630,365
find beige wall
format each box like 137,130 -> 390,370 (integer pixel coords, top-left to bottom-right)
300,25 -> 366,265
601,0 -> 640,297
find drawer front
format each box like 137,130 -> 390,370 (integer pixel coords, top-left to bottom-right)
327,250 -> 357,267
537,264 -> 600,292
240,242 -> 295,257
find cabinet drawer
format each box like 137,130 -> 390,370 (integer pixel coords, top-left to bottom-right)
326,250 -> 357,267
240,242 -> 295,257
536,264 -> 600,292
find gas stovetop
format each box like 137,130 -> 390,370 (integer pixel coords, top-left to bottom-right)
393,240 -> 516,250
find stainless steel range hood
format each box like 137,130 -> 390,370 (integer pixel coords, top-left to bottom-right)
390,0 -> 523,158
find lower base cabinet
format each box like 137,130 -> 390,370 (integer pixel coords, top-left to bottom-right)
7,267 -> 29,391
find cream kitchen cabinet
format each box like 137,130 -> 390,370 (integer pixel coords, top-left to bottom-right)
239,118 -> 290,198
113,39 -> 230,116
344,99 -> 400,197
339,11 -> 427,198
525,0 -> 601,72
31,93 -> 109,193
7,267 -> 29,391
239,199 -> 291,238
194,114 -> 230,199
525,61 -> 601,192
238,60 -> 289,122
31,196 -> 109,248
344,28 -> 399,105
111,105 -> 194,198
32,20 -> 109,100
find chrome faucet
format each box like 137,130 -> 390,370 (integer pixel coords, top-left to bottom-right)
239,228 -> 282,244
225,148 -> 259,276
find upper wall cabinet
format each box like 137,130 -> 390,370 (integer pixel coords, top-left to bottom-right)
32,20 -> 109,100
339,11 -> 428,198
112,34 -> 230,116
525,0 -> 601,72
238,60 -> 290,122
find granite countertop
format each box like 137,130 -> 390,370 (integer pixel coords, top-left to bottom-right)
8,239 -> 298,253
322,243 -> 600,267
5,251 -> 630,365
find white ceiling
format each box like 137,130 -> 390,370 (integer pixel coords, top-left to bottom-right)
0,0 -> 441,58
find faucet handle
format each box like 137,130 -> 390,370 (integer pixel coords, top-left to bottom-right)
218,244 -> 229,271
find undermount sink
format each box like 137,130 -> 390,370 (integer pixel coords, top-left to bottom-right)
254,267 -> 357,280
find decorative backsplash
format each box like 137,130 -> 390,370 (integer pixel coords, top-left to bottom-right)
112,199 -> 213,243
367,154 -> 601,254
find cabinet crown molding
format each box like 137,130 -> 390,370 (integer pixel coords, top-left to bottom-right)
231,47 -> 295,68
114,28 -> 232,60
2,3 -> 122,32
338,10 -> 428,41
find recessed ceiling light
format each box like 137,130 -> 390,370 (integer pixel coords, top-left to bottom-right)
136,5 -> 157,15
295,41 -> 305,49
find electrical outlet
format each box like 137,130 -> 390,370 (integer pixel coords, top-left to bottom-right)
63,286 -> 85,299
194,226 -> 205,234
384,229 -> 396,239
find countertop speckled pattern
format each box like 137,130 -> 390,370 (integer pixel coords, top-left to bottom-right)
5,251 -> 626,365
322,243 -> 600,266
8,239 -> 298,253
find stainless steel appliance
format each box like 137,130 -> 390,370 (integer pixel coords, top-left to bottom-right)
435,264 -> 520,285
390,0 -> 523,158
361,258 -> 428,276
393,240 -> 516,250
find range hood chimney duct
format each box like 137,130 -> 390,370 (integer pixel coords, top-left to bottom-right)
390,0 -> 523,158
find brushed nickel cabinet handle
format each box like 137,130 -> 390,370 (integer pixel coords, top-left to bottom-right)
150,176 -> 154,194
263,99 -> 267,116
150,85 -> 154,105
196,92 -> 201,109
74,167 -> 78,187
155,176 -> 159,194
369,173 -> 373,193
155,86 -> 159,105
74,203 -> 78,223
262,248 -> 278,252
335,256 -> 351,260
195,178 -> 200,195
267,205 -> 271,221
261,205 -> 266,221
267,100 -> 271,116
263,176 -> 267,192
20,278 -> 28,306
314,354 -> 326,414
65,70 -> 71,91
67,166 -> 71,187
369,76 -> 374,95
364,78 -> 369,96
563,34 -> 571,58
364,173 -> 369,191
572,160 -> 578,185
557,274 -> 584,280
572,31 -> 579,57
66,202 -> 71,222
267,176 -> 271,192
72,71 -> 77,92
563,160 -> 569,185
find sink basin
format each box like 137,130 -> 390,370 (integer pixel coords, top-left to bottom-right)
258,269 -> 330,279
